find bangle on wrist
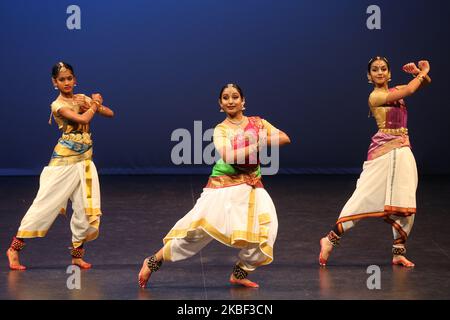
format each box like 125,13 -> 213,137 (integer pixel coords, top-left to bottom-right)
416,75 -> 425,83
88,108 -> 95,115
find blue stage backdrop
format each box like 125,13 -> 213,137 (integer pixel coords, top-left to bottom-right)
1,0 -> 449,175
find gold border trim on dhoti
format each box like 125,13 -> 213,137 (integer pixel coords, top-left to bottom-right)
163,213 -> 273,265
336,205 -> 416,226
16,230 -> 48,238
383,216 -> 408,243
80,160 -> 102,244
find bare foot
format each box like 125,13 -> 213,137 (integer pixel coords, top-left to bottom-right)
6,249 -> 26,270
72,258 -> 92,269
138,258 -> 152,288
392,255 -> 415,268
229,274 -> 259,288
319,237 -> 333,267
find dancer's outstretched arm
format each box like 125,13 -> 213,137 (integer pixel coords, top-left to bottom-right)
371,60 -> 431,107
402,61 -> 431,89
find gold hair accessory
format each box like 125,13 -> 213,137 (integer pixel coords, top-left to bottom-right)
59,62 -> 67,72
368,56 -> 389,65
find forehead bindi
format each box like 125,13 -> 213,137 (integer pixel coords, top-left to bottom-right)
57,70 -> 74,79
371,61 -> 388,69
222,88 -> 240,97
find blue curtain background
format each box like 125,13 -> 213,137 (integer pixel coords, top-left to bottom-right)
1,0 -> 449,175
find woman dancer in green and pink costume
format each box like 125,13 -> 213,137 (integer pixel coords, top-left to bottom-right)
138,83 -> 290,288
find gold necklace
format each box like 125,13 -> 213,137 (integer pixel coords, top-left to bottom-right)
226,117 -> 245,126
60,94 -> 77,105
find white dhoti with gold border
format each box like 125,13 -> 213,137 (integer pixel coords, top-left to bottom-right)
17,160 -> 102,248
336,147 -> 417,246
162,184 -> 278,272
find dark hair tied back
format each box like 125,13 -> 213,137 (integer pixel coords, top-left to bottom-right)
51,62 -> 74,78
219,83 -> 244,99
367,56 -> 390,72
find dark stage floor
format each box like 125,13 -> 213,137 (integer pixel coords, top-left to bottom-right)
1,175 -> 449,300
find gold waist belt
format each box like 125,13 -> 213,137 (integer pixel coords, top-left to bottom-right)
61,132 -> 92,145
378,127 -> 408,135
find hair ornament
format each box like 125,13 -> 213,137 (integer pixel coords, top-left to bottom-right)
58,62 -> 67,72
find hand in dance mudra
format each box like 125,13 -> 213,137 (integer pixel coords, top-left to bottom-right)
91,93 -> 103,105
73,95 -> 89,113
402,60 -> 430,75
418,60 -> 430,72
402,62 -> 420,75
77,93 -> 103,113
